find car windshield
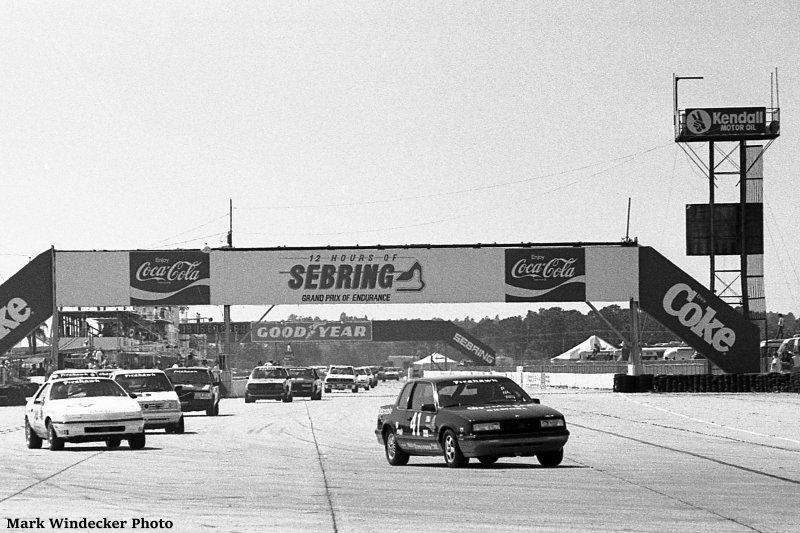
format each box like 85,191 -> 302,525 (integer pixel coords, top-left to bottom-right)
50,379 -> 128,400
288,368 -> 314,379
356,368 -> 367,375
251,367 -> 288,379
115,373 -> 174,393
436,378 -> 533,408
329,367 -> 354,375
165,369 -> 212,386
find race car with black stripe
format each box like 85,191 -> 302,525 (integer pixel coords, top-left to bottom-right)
375,375 -> 569,468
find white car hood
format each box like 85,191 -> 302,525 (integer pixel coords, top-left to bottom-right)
50,396 -> 142,421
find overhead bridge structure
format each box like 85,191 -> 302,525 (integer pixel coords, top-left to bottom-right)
0,242 -> 760,373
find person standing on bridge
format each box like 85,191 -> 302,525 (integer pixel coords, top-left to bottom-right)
776,313 -> 785,338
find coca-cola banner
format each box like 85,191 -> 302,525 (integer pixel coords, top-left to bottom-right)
638,246 -> 759,373
129,251 -> 210,305
0,250 -> 53,356
504,248 -> 586,302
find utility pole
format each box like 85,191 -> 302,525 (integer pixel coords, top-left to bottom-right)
223,199 -> 233,371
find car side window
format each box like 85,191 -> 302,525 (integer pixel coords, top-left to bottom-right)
410,382 -> 434,410
35,383 -> 51,402
396,383 -> 414,410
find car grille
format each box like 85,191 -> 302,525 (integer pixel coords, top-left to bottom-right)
248,383 -> 283,393
326,377 -> 353,384
293,383 -> 312,392
85,426 -> 125,433
141,401 -> 170,411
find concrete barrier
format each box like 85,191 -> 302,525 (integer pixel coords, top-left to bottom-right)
423,369 -> 616,390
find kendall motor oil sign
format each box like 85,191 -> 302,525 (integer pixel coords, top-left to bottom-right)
683,107 -> 766,139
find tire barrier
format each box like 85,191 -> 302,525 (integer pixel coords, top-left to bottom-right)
614,372 -> 800,393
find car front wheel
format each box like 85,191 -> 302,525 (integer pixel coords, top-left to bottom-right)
384,429 -> 409,466
537,449 -> 563,467
442,430 -> 468,468
106,438 -> 121,449
206,402 -> 219,416
282,392 -> 293,403
478,455 -> 499,465
47,422 -> 64,451
25,418 -> 42,449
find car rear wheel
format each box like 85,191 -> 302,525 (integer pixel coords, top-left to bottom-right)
25,418 -> 42,449
128,433 -> 146,450
106,438 -> 121,449
537,448 -> 563,467
384,429 -> 409,466
442,430 -> 468,468
311,389 -> 322,400
282,392 -> 293,403
324,388 -> 331,394
478,455 -> 499,465
166,416 -> 185,434
206,402 -> 219,416
352,385 -> 358,393
244,394 -> 254,404
47,421 -> 64,451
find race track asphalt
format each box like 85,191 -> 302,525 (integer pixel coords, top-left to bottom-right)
1,381 -> 798,532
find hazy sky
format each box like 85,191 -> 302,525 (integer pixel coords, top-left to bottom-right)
2,1 -> 798,322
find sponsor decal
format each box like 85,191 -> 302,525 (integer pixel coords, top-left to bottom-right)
684,107 -> 766,137
179,322 -> 250,335
451,332 -> 495,365
251,321 -> 373,342
505,248 -> 586,302
662,283 -> 735,352
284,252 -> 424,303
0,250 -> 53,355
130,251 -> 210,305
638,247 -> 759,374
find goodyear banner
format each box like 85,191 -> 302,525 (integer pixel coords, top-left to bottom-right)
638,247 -> 760,374
0,250 -> 53,356
251,321 -> 373,342
129,251 -> 210,305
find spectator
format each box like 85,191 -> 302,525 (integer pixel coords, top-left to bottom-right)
777,313 -> 785,338
769,352 -> 782,373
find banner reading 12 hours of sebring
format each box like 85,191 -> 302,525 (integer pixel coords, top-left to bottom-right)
208,246 -> 632,305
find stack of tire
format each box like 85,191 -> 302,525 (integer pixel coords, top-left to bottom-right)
614,373 -> 799,393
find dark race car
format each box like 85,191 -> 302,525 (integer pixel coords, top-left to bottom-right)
287,367 -> 323,400
375,375 -> 569,468
164,367 -> 221,416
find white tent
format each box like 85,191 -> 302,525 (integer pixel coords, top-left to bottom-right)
412,352 -> 459,368
551,335 -> 617,361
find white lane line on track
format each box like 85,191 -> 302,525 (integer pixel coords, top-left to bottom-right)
619,394 -> 800,445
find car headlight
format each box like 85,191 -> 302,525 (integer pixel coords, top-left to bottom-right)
472,422 -> 501,432
540,418 -> 565,428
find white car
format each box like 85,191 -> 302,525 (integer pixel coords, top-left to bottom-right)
25,377 -> 145,451
112,369 -> 184,433
354,367 -> 371,391
324,365 -> 358,393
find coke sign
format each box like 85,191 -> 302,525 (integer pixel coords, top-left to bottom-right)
130,251 -> 210,305
504,248 -> 585,302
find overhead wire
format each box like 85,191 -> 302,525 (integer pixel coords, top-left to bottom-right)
239,143 -> 671,238
236,142 -> 674,211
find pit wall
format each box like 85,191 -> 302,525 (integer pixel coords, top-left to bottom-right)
422,368 -> 616,390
